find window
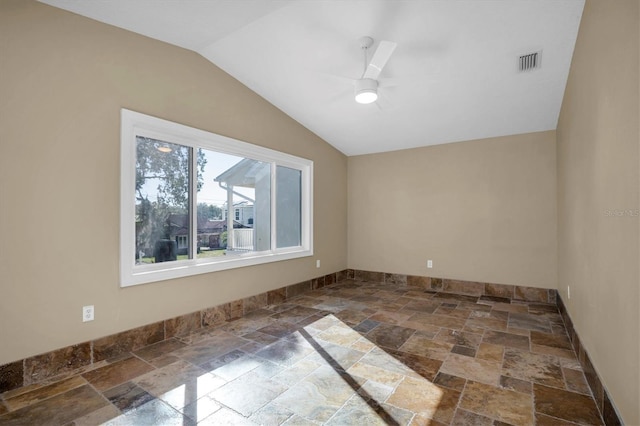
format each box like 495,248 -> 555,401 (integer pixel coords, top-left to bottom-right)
121,109 -> 313,287
176,235 -> 188,250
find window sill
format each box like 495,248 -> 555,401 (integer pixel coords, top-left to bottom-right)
121,248 -> 313,287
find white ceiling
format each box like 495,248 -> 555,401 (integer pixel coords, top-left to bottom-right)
40,0 -> 585,156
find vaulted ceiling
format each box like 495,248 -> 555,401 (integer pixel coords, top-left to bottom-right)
40,0 -> 585,156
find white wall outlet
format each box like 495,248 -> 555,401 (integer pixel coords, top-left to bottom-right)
567,286 -> 570,300
82,305 -> 94,322
316,259 -> 321,268
427,260 -> 433,268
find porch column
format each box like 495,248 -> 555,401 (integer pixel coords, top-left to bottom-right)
226,184 -> 234,251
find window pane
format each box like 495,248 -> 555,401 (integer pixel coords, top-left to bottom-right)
276,166 -> 302,248
135,136 -> 190,264
197,149 -> 270,258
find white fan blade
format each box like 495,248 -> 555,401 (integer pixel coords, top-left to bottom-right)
363,40 -> 397,80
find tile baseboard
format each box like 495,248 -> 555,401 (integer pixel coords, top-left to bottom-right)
0,271 -> 342,394
354,269 -> 557,304
557,295 -> 623,426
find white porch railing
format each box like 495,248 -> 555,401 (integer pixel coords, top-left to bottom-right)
230,228 -> 254,251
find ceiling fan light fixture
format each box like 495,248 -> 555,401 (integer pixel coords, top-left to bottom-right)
355,78 -> 378,104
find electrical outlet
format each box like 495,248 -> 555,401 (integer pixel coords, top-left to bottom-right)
567,286 -> 570,300
316,259 -> 321,268
82,305 -> 94,322
427,260 -> 433,268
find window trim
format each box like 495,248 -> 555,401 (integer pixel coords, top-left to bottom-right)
120,109 -> 313,287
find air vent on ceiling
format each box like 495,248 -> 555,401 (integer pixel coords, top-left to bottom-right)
519,51 -> 541,72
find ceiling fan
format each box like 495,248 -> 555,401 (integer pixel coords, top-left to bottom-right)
354,36 -> 397,104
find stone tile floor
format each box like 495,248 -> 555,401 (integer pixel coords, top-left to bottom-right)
0,280 -> 603,425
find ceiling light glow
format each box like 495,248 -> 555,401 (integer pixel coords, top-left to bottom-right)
355,90 -> 378,104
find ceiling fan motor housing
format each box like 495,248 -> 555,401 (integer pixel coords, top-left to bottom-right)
355,78 -> 378,103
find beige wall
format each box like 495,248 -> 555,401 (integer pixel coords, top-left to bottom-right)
557,0 -> 639,424
348,131 -> 557,288
0,1 -> 347,365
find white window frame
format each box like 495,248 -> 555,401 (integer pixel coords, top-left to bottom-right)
120,109 -> 313,287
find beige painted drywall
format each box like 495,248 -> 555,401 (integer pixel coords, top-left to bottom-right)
0,1 -> 347,365
557,0 -> 639,424
348,131 -> 557,288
